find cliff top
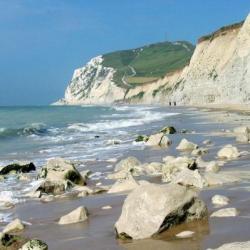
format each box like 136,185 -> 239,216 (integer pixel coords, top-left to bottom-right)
198,20 -> 244,43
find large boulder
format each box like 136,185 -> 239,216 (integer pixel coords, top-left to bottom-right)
108,174 -> 139,194
20,239 -> 48,250
37,158 -> 85,185
0,162 -> 35,175
58,206 -> 88,225
176,139 -> 198,151
3,218 -> 25,234
162,157 -> 197,183
207,241 -> 250,250
146,133 -> 171,147
217,145 -> 240,159
115,183 -> 207,239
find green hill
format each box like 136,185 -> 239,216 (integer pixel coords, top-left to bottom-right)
102,41 -> 194,88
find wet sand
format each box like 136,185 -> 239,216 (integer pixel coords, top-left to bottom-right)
2,106 -> 250,250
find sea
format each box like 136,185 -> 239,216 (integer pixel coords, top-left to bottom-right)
0,105 -> 180,221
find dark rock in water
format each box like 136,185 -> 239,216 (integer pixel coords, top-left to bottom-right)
37,180 -> 73,195
0,162 -> 36,175
160,126 -> 176,134
94,135 -> 100,138
0,233 -> 27,248
135,135 -> 149,142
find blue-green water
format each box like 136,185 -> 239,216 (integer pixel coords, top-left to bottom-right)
0,105 -> 179,166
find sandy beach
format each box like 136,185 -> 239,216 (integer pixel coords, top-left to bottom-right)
1,106 -> 250,250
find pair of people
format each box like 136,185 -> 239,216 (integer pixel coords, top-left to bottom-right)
169,101 -> 176,106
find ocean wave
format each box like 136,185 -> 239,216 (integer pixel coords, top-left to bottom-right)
0,123 -> 48,138
68,110 -> 179,132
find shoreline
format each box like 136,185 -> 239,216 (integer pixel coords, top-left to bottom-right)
1,106 -> 250,250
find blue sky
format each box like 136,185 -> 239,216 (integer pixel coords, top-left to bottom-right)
0,0 -> 249,105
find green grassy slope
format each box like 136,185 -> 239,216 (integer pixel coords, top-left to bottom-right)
102,41 -> 194,88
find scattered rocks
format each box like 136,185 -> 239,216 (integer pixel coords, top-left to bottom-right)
160,126 -> 176,134
176,230 -> 195,238
211,195 -> 230,206
20,239 -> 48,250
210,208 -> 239,217
0,162 -> 36,175
146,133 -> 171,147
37,158 -> 85,186
108,174 -> 139,194
58,206 -> 88,225
3,218 -> 25,234
115,183 -> 207,239
176,138 -> 198,151
217,145 -> 240,159
233,126 -> 250,143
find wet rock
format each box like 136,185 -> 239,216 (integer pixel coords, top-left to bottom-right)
210,207 -> 239,217
58,206 -> 88,225
37,158 -> 85,186
0,233 -> 25,248
160,126 -> 176,134
108,174 -> 139,194
0,162 -> 36,175
142,162 -> 164,176
115,156 -> 141,172
106,139 -> 121,145
162,157 -> 197,183
20,239 -> 48,250
102,205 -> 112,210
203,139 -> 212,145
3,218 -> 25,234
115,183 -> 207,240
172,169 -> 208,188
37,179 -> 72,195
217,145 -> 240,159
146,133 -> 172,147
176,139 -> 198,151
211,195 -> 230,206
191,148 -> 208,156
176,231 -> 195,238
40,194 -> 56,203
205,161 -> 220,173
80,170 -> 92,180
207,241 -> 250,250
135,135 -> 149,142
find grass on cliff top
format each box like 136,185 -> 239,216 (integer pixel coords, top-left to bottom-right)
102,41 -> 194,88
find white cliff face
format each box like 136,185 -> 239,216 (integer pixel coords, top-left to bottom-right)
57,14 -> 250,106
57,56 -> 125,105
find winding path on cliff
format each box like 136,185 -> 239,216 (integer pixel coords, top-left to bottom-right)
122,66 -> 136,89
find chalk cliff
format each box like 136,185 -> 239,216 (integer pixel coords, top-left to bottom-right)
55,14 -> 250,105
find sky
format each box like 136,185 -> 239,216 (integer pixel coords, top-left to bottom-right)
0,0 -> 250,106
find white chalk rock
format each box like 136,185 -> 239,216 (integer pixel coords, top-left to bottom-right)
176,139 -> 198,151
115,183 -> 207,239
176,230 -> 195,238
217,145 -> 240,159
210,207 -> 239,217
58,206 -> 88,225
207,241 -> 250,250
20,239 -> 48,250
3,218 -> 25,234
211,195 -> 230,206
